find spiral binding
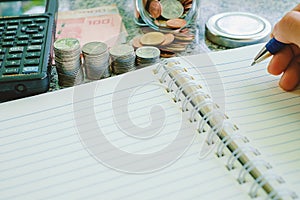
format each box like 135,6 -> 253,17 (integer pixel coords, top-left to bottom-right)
168,72 -> 194,93
226,144 -> 260,170
190,99 -> 215,122
159,65 -> 185,84
181,90 -> 208,111
249,172 -> 284,198
217,130 -> 249,157
267,187 -> 298,200
238,159 -> 272,184
155,60 -> 297,199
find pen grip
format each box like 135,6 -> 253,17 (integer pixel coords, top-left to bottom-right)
266,38 -> 286,54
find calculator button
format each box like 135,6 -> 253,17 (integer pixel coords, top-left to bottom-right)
18,35 -> 30,40
22,20 -> 33,24
0,22 -> 5,27
31,39 -> 43,45
6,31 -> 17,36
24,59 -> 40,66
0,48 -> 6,54
4,36 -> 15,41
3,42 -> 14,47
28,24 -> 38,28
26,29 -> 38,34
26,52 -> 41,58
17,40 -> 29,46
27,45 -> 42,51
35,18 -> 47,23
3,68 -> 19,75
0,27 -> 4,32
38,26 -> 44,31
8,21 -> 19,26
9,47 -> 24,53
0,55 -> 4,60
7,25 -> 18,31
32,34 -> 44,39
21,26 -> 27,32
5,60 -> 21,67
7,54 -> 22,60
22,66 -> 39,74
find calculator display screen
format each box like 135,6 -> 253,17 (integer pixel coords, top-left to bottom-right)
0,0 -> 47,17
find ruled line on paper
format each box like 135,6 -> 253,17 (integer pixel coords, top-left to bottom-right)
0,82 -> 158,133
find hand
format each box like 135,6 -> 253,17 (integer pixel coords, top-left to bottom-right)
267,4 -> 300,91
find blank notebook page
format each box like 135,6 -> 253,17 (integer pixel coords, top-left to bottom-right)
186,44 -> 300,193
0,66 -> 249,199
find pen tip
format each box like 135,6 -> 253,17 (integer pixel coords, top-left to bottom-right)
251,61 -> 256,66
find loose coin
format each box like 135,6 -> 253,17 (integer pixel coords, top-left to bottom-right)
166,18 -> 187,29
160,33 -> 175,46
132,36 -> 143,49
148,0 -> 162,19
160,49 -> 176,58
140,32 -> 165,46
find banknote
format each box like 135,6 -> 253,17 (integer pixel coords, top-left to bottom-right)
56,5 -> 127,47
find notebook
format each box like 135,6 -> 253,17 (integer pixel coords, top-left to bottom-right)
0,44 -> 299,199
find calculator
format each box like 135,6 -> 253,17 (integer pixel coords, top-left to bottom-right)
0,0 -> 58,102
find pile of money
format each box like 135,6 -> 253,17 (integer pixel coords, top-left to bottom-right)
54,38 -> 83,87
135,46 -> 161,68
131,29 -> 194,57
145,0 -> 193,29
109,44 -> 136,74
82,42 -> 110,80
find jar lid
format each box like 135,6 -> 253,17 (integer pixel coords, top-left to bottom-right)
205,12 -> 272,48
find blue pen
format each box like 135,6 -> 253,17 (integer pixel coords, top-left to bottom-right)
251,38 -> 286,66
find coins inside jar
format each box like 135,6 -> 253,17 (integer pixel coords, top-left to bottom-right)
142,0 -> 194,29
131,28 -> 195,58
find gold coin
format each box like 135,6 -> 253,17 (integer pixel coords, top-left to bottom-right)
140,32 -> 165,46
160,33 -> 175,46
166,18 -> 187,29
132,36 -> 143,49
174,32 -> 195,41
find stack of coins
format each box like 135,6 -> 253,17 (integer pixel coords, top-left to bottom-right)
145,0 -> 193,29
109,44 -> 136,74
54,38 -> 83,87
135,46 -> 160,68
82,42 -> 110,80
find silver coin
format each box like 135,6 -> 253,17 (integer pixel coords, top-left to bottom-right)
82,42 -> 108,55
136,46 -> 160,59
54,38 -> 80,52
109,44 -> 134,57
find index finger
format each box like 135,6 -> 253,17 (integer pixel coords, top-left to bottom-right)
292,4 -> 300,11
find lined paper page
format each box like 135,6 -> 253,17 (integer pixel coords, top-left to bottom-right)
0,66 -> 249,199
186,44 -> 300,193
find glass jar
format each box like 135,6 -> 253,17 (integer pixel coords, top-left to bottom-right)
134,0 -> 200,32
